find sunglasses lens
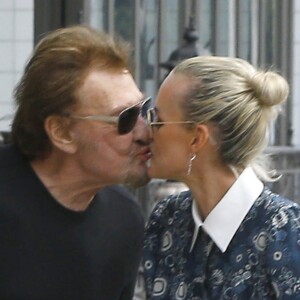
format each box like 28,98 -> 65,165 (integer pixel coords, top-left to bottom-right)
118,106 -> 140,134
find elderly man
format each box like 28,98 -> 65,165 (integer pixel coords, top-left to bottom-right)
0,25 -> 150,300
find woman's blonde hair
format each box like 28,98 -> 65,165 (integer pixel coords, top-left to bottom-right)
173,56 -> 289,181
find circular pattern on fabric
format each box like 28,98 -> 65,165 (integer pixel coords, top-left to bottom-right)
161,230 -> 173,252
175,282 -> 187,299
153,278 -> 167,296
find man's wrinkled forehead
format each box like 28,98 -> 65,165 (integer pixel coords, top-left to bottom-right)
75,69 -> 142,113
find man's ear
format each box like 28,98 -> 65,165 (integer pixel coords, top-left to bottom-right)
190,124 -> 210,152
44,115 -> 77,154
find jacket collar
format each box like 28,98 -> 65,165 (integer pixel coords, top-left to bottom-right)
190,167 -> 264,253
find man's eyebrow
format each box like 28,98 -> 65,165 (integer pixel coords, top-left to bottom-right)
109,97 -> 145,115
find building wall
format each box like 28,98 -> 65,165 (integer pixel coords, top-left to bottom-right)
0,0 -> 33,132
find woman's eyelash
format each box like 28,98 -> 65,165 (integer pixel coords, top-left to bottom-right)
154,123 -> 163,129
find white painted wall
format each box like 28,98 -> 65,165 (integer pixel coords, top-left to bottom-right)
0,0 -> 33,132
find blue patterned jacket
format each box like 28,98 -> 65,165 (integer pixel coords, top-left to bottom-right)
143,188 -> 300,299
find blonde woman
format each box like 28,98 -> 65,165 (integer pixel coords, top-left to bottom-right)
142,56 -> 300,299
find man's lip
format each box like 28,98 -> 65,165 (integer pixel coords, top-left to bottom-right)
137,147 -> 152,161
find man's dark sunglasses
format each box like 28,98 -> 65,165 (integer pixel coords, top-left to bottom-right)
63,97 -> 151,135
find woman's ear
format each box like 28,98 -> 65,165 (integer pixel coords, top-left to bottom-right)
44,115 -> 77,154
190,124 -> 210,152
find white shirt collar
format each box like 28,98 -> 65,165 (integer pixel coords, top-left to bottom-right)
190,167 -> 264,253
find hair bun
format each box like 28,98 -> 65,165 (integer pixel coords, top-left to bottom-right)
249,71 -> 289,107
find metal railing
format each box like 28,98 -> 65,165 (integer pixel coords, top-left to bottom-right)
266,146 -> 300,204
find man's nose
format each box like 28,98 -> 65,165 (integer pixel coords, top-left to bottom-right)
133,115 -> 151,142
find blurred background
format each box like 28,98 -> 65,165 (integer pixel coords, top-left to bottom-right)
0,0 -> 299,216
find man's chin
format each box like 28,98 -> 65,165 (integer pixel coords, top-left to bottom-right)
127,176 -> 151,188
124,170 -> 151,188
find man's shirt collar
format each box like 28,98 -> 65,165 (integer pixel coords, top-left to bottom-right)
190,167 -> 264,253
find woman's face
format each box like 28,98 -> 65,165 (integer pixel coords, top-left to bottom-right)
147,72 -> 196,180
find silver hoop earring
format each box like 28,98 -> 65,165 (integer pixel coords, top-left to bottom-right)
187,154 -> 196,176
